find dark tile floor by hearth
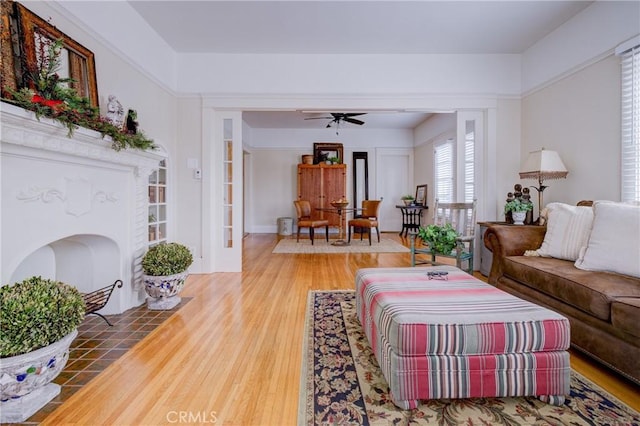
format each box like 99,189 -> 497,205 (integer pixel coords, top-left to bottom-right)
16,299 -> 190,425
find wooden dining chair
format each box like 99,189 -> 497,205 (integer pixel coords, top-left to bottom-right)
347,200 -> 382,245
293,200 -> 329,245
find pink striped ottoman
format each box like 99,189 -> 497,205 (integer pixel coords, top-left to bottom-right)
355,266 -> 571,409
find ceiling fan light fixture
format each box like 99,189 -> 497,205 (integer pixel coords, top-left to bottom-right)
304,112 -> 367,131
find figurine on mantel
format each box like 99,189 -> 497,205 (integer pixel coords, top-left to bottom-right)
106,95 -> 124,129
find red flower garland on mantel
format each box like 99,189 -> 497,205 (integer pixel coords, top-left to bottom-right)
3,38 -> 155,152
31,95 -> 64,111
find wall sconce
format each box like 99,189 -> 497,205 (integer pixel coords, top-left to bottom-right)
519,148 -> 568,221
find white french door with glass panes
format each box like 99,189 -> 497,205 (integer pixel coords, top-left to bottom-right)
458,113 -> 483,204
202,110 -> 243,272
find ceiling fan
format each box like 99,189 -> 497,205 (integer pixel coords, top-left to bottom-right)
304,112 -> 366,134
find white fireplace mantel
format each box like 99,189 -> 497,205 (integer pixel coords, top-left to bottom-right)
0,102 -> 164,174
1,102 -> 166,313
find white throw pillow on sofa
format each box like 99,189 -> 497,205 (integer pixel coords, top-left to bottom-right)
537,203 -> 594,261
574,201 -> 640,278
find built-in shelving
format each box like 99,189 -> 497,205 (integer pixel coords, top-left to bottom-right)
148,159 -> 167,245
223,138 -> 233,248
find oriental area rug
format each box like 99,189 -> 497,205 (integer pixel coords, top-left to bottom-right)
273,238 -> 409,254
299,291 -> 640,425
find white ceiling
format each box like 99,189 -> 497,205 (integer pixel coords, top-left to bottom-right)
128,1 -> 592,55
127,0 -> 593,130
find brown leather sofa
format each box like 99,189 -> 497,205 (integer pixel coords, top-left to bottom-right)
484,224 -> 640,385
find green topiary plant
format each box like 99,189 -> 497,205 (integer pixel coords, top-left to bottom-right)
142,243 -> 193,276
0,277 -> 85,358
417,223 -> 459,254
504,198 -> 534,214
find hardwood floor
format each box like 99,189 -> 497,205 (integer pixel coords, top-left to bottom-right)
42,233 -> 639,425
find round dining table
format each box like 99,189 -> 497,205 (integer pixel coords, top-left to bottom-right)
316,206 -> 363,246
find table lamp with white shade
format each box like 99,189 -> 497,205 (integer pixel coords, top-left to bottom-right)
519,148 -> 568,222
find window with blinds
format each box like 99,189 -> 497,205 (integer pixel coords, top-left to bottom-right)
618,37 -> 640,202
434,139 -> 455,203
464,121 -> 476,203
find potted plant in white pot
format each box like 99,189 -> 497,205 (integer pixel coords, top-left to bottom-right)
401,194 -> 415,206
141,242 -> 193,310
0,276 -> 85,423
504,199 -> 533,225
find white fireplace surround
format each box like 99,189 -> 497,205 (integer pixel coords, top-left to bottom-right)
1,102 -> 166,314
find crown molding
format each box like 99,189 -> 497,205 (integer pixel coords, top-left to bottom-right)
46,1 -> 178,97
521,49 -> 614,99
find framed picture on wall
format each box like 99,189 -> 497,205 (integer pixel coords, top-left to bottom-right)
415,184 -> 427,206
313,143 -> 343,164
11,3 -> 99,107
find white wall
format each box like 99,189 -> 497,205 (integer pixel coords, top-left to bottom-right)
494,99 -> 522,218
175,98 -> 203,267
178,54 -> 521,96
522,1 -> 640,94
247,148 -> 305,233
245,127 -> 414,232
246,127 -> 414,149
522,55 -> 621,207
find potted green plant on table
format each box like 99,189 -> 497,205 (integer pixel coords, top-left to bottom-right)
504,199 -> 533,225
141,242 -> 193,310
417,223 -> 459,254
0,277 -> 85,423
401,194 -> 415,206
327,156 -> 340,164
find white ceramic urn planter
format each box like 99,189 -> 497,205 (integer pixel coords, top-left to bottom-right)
512,211 -> 527,225
0,330 -> 77,423
142,271 -> 188,310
